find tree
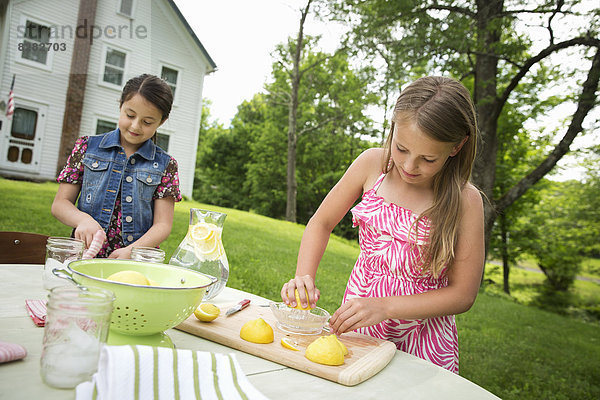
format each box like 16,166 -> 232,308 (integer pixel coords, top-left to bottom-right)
523,179 -> 597,291
489,76 -> 563,293
275,0 -> 378,222
328,0 -> 600,258
194,49 -> 376,236
192,99 -> 247,207
253,42 -> 377,229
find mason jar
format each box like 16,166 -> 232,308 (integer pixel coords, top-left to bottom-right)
40,285 -> 115,388
43,237 -> 85,290
131,246 -> 166,263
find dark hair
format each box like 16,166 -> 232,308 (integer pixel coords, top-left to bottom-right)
119,74 -> 173,122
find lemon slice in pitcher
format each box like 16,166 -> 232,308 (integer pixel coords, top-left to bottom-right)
191,223 -> 212,241
190,222 -> 223,260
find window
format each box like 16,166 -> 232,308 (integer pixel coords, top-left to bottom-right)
20,20 -> 52,65
119,0 -> 134,17
156,133 -> 169,152
161,67 -> 178,98
103,48 -> 127,86
7,108 -> 38,164
10,108 -> 38,140
95,119 -> 117,135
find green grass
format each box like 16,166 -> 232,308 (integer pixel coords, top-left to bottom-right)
458,294 -> 599,400
484,263 -> 600,323
0,177 -> 357,313
1,177 -> 599,400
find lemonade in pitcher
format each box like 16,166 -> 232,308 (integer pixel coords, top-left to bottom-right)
169,209 -> 229,300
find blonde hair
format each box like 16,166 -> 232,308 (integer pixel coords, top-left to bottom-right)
382,76 -> 478,277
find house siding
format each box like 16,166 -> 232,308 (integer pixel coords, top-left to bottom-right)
0,0 -> 214,198
1,0 -> 78,178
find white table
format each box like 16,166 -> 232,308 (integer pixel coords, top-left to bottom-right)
0,264 -> 500,399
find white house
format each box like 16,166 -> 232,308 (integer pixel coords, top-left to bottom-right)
0,0 -> 216,197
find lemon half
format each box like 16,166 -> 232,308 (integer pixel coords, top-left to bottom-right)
305,335 -> 347,366
291,288 -> 314,310
240,318 -> 274,344
332,335 -> 348,355
194,303 -> 220,322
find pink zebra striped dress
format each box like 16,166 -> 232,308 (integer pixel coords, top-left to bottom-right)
343,172 -> 459,373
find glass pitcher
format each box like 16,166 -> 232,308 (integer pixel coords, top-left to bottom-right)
169,208 -> 229,300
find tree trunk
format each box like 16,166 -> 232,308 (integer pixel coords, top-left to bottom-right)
499,213 -> 510,294
286,80 -> 299,222
56,0 -> 98,175
285,0 -> 312,222
472,0 -> 504,265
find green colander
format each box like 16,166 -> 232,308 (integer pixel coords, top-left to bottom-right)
54,259 -> 216,336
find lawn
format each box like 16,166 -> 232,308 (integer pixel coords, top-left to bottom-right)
1,177 -> 599,400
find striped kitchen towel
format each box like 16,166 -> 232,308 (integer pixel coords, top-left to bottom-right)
25,299 -> 47,327
82,229 -> 106,259
0,341 -> 27,363
75,345 -> 269,400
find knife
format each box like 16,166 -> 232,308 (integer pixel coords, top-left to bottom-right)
225,299 -> 251,316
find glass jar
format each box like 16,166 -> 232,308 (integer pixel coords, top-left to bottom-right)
169,208 -> 229,300
43,237 -> 85,290
131,246 -> 166,263
40,285 -> 115,389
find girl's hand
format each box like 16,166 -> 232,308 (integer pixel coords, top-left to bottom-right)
74,218 -> 104,249
281,275 -> 320,309
329,297 -> 387,335
108,246 -> 132,260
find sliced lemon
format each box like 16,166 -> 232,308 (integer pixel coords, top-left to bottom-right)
240,318 -> 274,344
190,223 -> 213,241
190,223 -> 224,260
106,270 -> 150,286
194,303 -> 221,322
290,288 -> 314,310
281,337 -> 300,351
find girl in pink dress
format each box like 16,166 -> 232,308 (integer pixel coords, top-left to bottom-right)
281,76 -> 484,374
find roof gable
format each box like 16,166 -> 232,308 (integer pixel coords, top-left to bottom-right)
166,0 -> 217,72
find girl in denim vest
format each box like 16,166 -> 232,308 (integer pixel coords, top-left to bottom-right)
52,74 -> 182,259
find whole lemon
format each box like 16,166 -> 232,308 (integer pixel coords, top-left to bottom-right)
305,335 -> 345,366
106,270 -> 150,286
239,318 -> 274,344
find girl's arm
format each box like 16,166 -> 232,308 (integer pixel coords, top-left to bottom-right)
282,148 -> 382,309
51,182 -> 102,248
108,196 -> 175,259
329,183 -> 485,334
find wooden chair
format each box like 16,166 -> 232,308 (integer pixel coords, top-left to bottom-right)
0,231 -> 49,264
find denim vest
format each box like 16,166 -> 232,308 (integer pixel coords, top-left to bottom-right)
78,129 -> 171,245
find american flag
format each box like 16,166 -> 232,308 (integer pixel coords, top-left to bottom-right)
6,75 -> 15,119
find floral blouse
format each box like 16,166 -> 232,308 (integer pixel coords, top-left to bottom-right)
57,136 -> 182,257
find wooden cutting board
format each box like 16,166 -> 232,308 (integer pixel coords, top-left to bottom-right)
176,303 -> 397,386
